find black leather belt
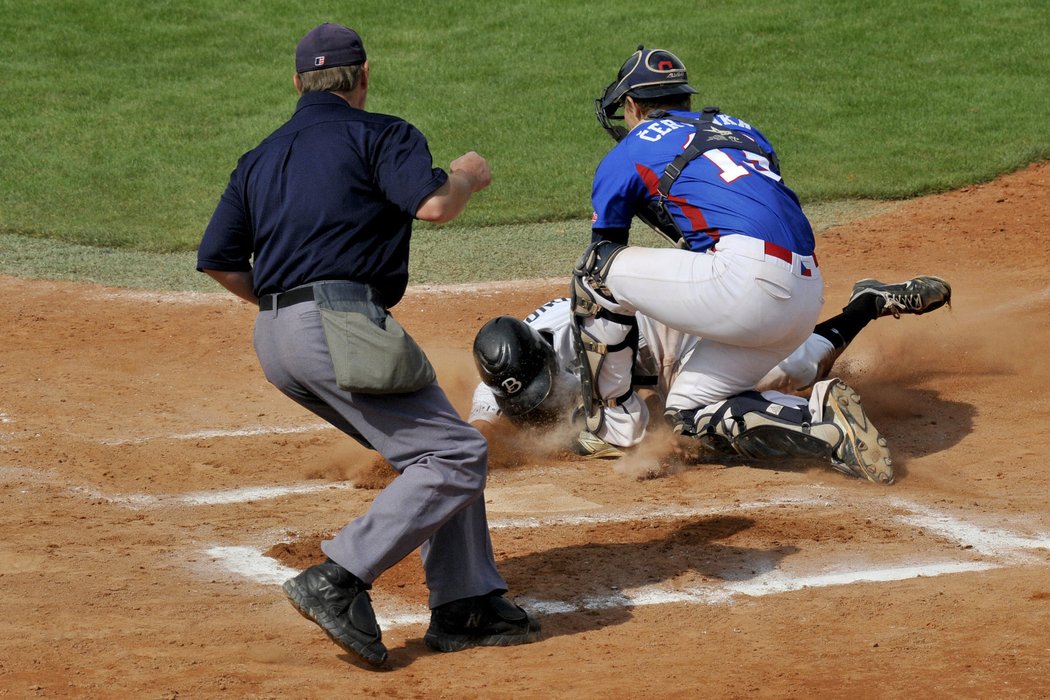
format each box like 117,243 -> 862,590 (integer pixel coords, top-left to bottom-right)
258,285 -> 315,311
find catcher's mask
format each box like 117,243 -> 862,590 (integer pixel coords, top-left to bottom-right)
595,46 -> 698,142
473,316 -> 559,421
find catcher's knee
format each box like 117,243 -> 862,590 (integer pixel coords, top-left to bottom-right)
571,240 -> 628,316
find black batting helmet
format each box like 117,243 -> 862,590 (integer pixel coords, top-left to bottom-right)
473,316 -> 559,419
595,46 -> 698,141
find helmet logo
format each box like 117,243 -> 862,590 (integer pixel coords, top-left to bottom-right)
658,60 -> 674,70
501,377 -> 523,394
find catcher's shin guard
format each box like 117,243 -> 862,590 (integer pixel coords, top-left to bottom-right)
570,240 -> 635,433
689,392 -> 843,462
685,386 -> 893,483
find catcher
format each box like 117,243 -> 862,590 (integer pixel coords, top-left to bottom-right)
470,47 -> 952,484
546,45 -> 957,485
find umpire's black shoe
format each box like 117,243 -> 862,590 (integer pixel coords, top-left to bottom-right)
283,559 -> 388,666
424,593 -> 541,653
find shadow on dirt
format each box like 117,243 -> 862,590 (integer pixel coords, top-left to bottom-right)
497,515 -> 797,636
369,514 -> 798,667
846,380 -> 976,480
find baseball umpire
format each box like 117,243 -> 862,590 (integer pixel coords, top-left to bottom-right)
197,23 -> 539,666
571,46 -> 901,482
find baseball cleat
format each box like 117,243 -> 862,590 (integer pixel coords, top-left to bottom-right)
849,276 -> 952,319
283,559 -> 388,666
424,594 -> 541,653
571,430 -> 626,459
820,380 -> 894,484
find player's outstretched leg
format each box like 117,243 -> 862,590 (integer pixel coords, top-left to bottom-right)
813,380 -> 894,484
849,276 -> 952,319
283,559 -> 388,666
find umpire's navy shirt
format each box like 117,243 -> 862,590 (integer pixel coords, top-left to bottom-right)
197,91 -> 448,308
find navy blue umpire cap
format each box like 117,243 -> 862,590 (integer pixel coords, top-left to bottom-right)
295,23 -> 367,73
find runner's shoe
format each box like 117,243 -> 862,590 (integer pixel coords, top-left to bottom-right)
283,559 -> 388,666
571,430 -> 626,459
849,276 -> 952,319
424,593 -> 541,653
816,380 -> 894,484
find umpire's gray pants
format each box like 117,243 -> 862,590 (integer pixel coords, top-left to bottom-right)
254,299 -> 508,608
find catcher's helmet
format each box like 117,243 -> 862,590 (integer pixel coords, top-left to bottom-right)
473,316 -> 559,419
595,46 -> 698,141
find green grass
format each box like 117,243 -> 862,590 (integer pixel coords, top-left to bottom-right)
0,199 -> 899,290
0,0 -> 1047,262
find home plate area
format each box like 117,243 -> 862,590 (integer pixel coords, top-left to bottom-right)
195,479 -> 1050,630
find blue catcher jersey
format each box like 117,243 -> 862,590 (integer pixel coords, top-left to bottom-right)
591,110 -> 815,255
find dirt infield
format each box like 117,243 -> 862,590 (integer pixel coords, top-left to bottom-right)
2,163 -> 1049,698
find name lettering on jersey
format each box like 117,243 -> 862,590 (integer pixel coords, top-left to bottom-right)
501,377 -> 523,395
637,119 -> 687,142
713,114 -> 753,130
